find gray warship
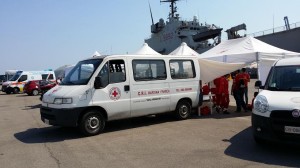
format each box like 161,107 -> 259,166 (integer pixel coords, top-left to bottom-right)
145,0 -> 222,54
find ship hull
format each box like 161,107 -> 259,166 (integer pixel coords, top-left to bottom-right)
255,27 -> 300,53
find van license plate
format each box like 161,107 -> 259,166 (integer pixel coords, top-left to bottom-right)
284,126 -> 300,134
44,119 -> 49,125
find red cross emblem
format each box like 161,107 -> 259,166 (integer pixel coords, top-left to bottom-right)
109,87 -> 121,100
112,90 -> 118,97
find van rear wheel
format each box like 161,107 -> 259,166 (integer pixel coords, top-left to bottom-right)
79,110 -> 105,136
175,100 -> 191,120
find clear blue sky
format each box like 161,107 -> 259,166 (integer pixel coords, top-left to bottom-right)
0,0 -> 299,74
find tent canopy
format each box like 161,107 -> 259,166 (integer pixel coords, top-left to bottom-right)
92,51 -> 101,57
169,42 -> 200,56
135,43 -> 161,55
198,36 -> 300,83
200,36 -> 299,63
166,36 -> 300,83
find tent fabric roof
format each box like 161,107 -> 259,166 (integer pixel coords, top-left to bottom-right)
92,51 -> 101,57
198,59 -> 246,83
135,43 -> 161,55
169,42 -> 199,56
198,36 -> 300,83
199,36 -> 300,63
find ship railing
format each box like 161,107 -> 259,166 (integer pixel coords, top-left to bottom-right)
248,21 -> 300,37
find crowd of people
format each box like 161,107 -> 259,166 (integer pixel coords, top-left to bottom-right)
202,68 -> 251,115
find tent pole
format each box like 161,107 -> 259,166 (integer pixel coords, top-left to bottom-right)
256,52 -> 260,80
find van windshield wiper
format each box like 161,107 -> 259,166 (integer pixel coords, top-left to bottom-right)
61,81 -> 76,85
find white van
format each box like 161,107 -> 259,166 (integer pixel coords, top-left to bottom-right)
252,57 -> 300,144
2,70 -> 56,94
40,54 -> 203,136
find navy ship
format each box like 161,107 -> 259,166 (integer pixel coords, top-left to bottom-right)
145,0 -> 223,54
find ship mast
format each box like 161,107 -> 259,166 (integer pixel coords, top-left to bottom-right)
160,0 -> 180,19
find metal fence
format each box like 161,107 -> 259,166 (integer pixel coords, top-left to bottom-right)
248,22 -> 300,37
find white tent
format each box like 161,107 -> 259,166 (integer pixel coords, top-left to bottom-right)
198,59 -> 246,84
169,42 -> 200,56
135,43 -> 161,55
92,51 -> 101,57
200,36 -> 299,63
168,41 -> 246,83
199,36 -> 300,84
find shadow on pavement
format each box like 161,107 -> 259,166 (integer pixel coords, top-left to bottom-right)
191,105 -> 252,120
224,127 -> 300,167
14,126 -> 82,143
16,94 -> 29,97
22,104 -> 41,110
14,114 -> 177,143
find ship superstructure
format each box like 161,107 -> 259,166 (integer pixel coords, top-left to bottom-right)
145,0 -> 222,54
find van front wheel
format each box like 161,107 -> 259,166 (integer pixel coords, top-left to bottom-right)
79,110 -> 105,136
175,100 -> 191,120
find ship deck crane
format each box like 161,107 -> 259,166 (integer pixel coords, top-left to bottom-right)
225,23 -> 247,39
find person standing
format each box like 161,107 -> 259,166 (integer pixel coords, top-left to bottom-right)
241,68 -> 250,105
213,77 -> 221,113
220,74 -> 230,114
234,69 -> 248,112
214,75 -> 230,114
231,70 -> 240,112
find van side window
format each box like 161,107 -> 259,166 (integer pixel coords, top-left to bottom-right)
42,74 -> 48,80
19,75 -> 27,82
97,59 -> 126,87
48,74 -> 54,80
169,60 -> 195,79
132,60 -> 166,81
109,60 -> 126,83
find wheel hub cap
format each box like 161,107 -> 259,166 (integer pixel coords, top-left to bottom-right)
87,117 -> 99,129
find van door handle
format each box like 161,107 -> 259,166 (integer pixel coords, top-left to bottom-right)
124,85 -> 130,91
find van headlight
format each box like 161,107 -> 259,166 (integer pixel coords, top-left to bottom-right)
254,95 -> 269,113
53,98 -> 72,104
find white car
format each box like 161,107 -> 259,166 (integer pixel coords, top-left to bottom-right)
252,57 -> 300,145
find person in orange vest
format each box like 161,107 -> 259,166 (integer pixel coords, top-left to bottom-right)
214,75 -> 230,114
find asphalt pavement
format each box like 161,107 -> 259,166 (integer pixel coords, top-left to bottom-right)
0,80 -> 300,168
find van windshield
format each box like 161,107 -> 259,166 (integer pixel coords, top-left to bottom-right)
266,65 -> 300,91
61,59 -> 102,85
9,71 -> 23,81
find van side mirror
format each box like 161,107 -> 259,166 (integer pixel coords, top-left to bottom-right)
94,77 -> 102,89
255,80 -> 262,89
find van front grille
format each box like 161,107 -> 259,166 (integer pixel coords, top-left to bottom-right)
270,110 -> 300,139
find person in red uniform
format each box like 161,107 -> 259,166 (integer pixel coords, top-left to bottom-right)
214,75 -> 230,114
220,74 -> 230,114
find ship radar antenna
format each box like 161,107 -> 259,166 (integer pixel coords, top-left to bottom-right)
148,1 -> 154,25
160,0 -> 181,19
